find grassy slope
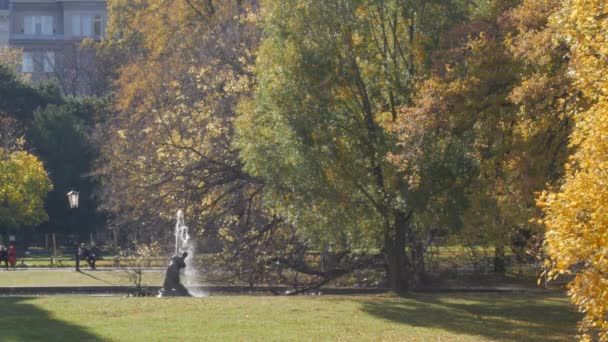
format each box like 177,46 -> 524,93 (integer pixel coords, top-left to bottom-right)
0,270 -> 164,287
0,294 -> 578,341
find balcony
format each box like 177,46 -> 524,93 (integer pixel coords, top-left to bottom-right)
10,33 -> 65,41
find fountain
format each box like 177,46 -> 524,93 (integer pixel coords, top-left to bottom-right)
158,210 -> 205,297
174,210 -> 189,255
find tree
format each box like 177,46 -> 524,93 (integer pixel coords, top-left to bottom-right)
0,64 -> 62,124
97,0 -> 391,290
44,42 -> 104,97
30,99 -> 105,241
95,0 -> 274,261
493,0 -> 573,267
0,51 -> 103,244
409,0 -> 573,274
0,47 -> 23,77
540,0 -> 608,339
237,0 -> 469,290
0,147 -> 53,232
126,241 -> 160,296
0,117 -> 24,152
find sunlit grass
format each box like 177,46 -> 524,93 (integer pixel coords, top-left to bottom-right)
0,270 -> 164,287
0,293 -> 578,341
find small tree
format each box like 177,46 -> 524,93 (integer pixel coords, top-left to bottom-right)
0,47 -> 23,76
126,241 -> 160,296
0,147 -> 53,230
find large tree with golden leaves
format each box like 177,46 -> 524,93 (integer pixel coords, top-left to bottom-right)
539,0 -> 608,339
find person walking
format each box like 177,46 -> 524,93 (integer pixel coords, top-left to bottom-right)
7,243 -> 17,269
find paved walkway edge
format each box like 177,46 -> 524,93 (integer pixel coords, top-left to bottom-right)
0,285 -> 551,295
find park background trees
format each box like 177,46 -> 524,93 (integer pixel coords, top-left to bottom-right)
1,0 -> 603,337
30,99 -> 106,243
0,59 -> 103,245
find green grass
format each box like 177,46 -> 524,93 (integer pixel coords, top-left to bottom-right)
0,293 -> 578,341
0,270 -> 164,287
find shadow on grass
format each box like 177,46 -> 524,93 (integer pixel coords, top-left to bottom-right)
0,297 -> 102,341
80,271 -> 116,285
357,293 -> 579,341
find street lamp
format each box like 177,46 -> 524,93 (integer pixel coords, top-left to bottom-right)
66,190 -> 80,271
67,190 -> 79,209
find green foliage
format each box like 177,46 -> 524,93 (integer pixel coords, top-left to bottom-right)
91,0 -> 588,302
0,47 -> 23,76
237,0 -> 474,289
30,99 -> 106,239
0,57 -> 106,240
0,65 -> 62,124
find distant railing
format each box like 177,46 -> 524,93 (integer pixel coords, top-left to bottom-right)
12,255 -> 171,269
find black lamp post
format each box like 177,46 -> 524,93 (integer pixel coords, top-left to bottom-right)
67,190 -> 79,271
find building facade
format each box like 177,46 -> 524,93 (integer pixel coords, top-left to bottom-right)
8,0 -> 106,94
0,0 -> 8,45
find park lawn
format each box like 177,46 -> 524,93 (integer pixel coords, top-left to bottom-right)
0,270 -> 164,287
0,293 -> 578,341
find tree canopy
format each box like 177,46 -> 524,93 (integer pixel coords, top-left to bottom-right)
30,99 -> 105,240
237,0 -> 476,289
539,0 -> 608,339
89,0 -> 608,337
0,147 -> 53,231
1,53 -> 103,242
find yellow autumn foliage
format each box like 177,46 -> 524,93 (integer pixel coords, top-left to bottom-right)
0,147 -> 53,229
540,0 -> 608,340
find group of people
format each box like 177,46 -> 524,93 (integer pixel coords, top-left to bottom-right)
0,243 -> 17,269
75,243 -> 97,271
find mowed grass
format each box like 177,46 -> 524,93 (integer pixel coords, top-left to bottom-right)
0,270 -> 164,287
0,293 -> 578,341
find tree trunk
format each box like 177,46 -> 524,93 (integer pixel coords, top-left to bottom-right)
384,211 -> 409,291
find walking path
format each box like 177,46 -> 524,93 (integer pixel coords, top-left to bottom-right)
0,268 -> 556,295
0,284 -> 554,295
0,267 -> 165,271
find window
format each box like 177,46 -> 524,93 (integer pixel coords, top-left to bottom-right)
41,16 -> 53,35
22,52 -> 33,72
82,15 -> 92,36
71,15 -> 81,36
73,15 -> 102,36
43,52 -> 55,72
24,16 -> 53,35
93,15 -> 102,36
24,16 -> 33,34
